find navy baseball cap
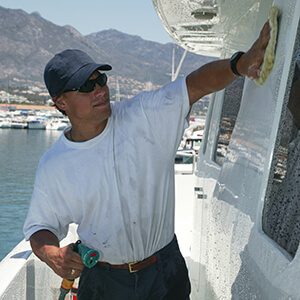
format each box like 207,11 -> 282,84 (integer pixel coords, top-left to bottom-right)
44,49 -> 112,97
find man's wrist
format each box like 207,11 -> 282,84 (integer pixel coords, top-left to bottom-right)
230,51 -> 245,76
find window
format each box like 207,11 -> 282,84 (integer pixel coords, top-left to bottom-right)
214,76 -> 245,165
262,44 -> 300,258
174,150 -> 196,174
175,152 -> 195,164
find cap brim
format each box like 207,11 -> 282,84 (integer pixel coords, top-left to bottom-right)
64,63 -> 112,91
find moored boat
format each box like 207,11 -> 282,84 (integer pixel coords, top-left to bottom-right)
27,116 -> 48,130
46,118 -> 69,130
0,119 -> 11,128
10,118 -> 28,129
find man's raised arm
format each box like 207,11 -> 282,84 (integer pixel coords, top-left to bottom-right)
186,21 -> 271,105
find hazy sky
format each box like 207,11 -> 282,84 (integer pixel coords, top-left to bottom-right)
0,0 -> 173,44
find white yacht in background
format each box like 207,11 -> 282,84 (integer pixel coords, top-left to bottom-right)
46,118 -> 69,131
27,116 -> 49,130
0,0 -> 300,299
0,118 -> 11,128
10,118 -> 28,129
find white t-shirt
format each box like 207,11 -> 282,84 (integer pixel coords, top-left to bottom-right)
23,77 -> 190,264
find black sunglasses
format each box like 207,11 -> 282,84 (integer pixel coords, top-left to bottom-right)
64,73 -> 107,93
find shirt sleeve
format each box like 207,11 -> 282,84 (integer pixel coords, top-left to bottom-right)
23,160 -> 70,241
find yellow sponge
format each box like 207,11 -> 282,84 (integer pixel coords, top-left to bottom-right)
255,6 -> 280,86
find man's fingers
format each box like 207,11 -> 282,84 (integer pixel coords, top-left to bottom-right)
66,244 -> 85,269
52,244 -> 84,278
260,23 -> 271,48
67,245 -> 84,264
244,20 -> 271,78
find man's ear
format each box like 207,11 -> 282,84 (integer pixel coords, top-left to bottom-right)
52,95 -> 67,111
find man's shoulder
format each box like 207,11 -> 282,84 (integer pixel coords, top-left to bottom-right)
38,136 -> 65,167
110,94 -> 143,115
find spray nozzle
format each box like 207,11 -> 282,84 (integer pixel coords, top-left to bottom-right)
73,240 -> 100,268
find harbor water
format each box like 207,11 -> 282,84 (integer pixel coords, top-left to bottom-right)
0,128 -> 63,261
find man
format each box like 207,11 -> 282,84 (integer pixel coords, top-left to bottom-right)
23,21 -> 271,299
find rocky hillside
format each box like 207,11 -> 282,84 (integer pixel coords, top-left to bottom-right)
0,6 -> 213,88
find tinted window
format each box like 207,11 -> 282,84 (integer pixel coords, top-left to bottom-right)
175,154 -> 194,164
262,45 -> 300,258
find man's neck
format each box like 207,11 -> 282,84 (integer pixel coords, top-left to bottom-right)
67,119 -> 108,142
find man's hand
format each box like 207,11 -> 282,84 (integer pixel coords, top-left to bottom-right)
30,230 -> 85,279
42,243 -> 84,279
237,21 -> 271,79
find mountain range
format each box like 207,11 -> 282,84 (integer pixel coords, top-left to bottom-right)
0,6 -> 213,89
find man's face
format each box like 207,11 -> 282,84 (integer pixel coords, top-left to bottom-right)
57,71 -> 112,125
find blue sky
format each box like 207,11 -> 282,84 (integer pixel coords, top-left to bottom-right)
0,0 -> 173,44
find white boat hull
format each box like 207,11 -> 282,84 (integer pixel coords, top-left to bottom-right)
11,123 -> 27,129
46,122 -> 68,131
0,225 -> 78,300
153,0 -> 300,299
0,122 -> 11,128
